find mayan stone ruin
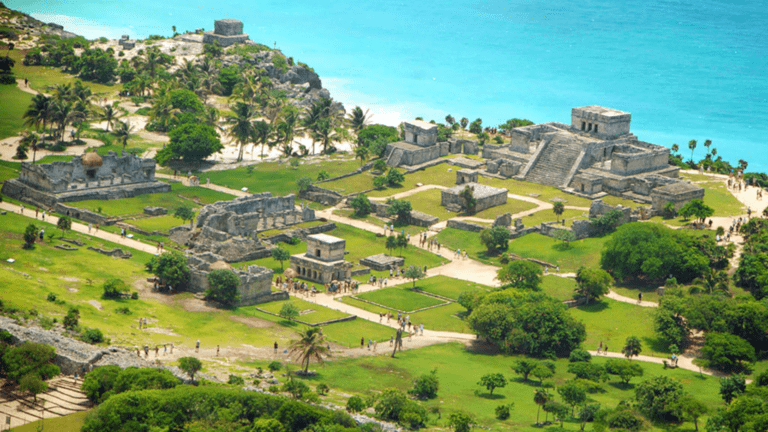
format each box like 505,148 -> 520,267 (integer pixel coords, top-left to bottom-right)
187,252 -> 286,306
184,192 -> 316,262
202,19 -> 250,47
480,106 -> 704,210
441,182 -> 508,213
1,151 -> 170,208
290,234 -> 353,284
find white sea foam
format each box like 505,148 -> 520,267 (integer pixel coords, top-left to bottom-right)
28,13 -> 136,40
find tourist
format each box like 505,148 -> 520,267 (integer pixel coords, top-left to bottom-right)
373,340 -> 377,351
35,207 -> 39,218
368,339 -> 372,350
195,340 -> 200,353
24,78 -> 28,87
274,341 -> 278,354
138,318 -> 142,329
170,343 -> 174,354
216,345 -> 220,357
155,346 -> 159,357
389,269 -> 393,277
423,265 -> 427,275
379,312 -> 383,323
164,344 -> 167,355
39,228 -> 44,242
41,210 -> 45,220
144,345 -> 149,357
88,223 -> 92,233
604,345 -> 608,355
638,292 -> 643,303
390,335 -> 394,346
95,223 -> 99,232
420,323 -> 424,335
360,337 -> 365,349
19,205 -> 23,214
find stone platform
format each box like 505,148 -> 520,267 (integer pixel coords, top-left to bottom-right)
360,253 -> 405,271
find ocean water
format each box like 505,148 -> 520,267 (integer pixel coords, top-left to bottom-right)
8,0 -> 768,170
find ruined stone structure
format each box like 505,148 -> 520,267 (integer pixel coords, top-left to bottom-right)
189,193 -> 316,262
481,106 -> 703,207
187,252 -> 285,306
290,234 -> 353,283
202,19 -> 249,47
456,169 -> 479,185
360,253 -> 405,271
385,121 -> 449,167
1,152 -> 170,208
441,183 -> 507,213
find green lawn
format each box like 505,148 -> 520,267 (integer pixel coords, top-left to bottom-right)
541,275 -> 577,301
411,275 -> 492,300
251,298 -> 350,324
196,157 -> 360,197
354,287 -> 447,312
434,228 -> 606,270
365,163 -> 460,198
0,212 -> 301,351
296,342 -> 723,432
700,180 -> 746,216
570,297 -> 664,356
403,188 -> 539,222
11,410 -> 88,432
8,50 -> 120,97
70,182 -> 235,217
0,82 -> 33,139
129,215 -> 186,233
520,208 -> 588,227
338,296 -> 471,333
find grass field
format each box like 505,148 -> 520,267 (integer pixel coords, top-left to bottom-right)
70,182 -> 235,217
434,228 -> 607,270
569,297 -> 664,356
7,50 -> 120,96
255,298 -> 350,324
411,275 -> 492,300
403,188 -> 539,222
354,287 -> 447,312
338,296 -> 471,333
541,275 -> 577,301
196,157 -> 360,197
0,82 -> 34,140
129,214 -> 185,233
297,342 -> 723,431
10,410 -> 89,432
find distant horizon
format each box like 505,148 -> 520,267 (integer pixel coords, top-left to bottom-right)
8,0 -> 768,171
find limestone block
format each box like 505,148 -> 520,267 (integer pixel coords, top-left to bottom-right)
214,19 -> 244,36
493,213 -> 512,227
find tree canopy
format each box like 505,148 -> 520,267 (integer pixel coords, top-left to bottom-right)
156,123 -> 223,165
496,260 -> 542,290
205,269 -> 241,307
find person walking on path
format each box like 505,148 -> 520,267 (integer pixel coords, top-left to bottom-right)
35,207 -> 39,218
155,346 -> 159,357
195,340 -> 200,353
638,293 -> 643,303
274,341 -> 278,354
361,337 -> 365,349
88,223 -> 92,233
216,345 -> 220,357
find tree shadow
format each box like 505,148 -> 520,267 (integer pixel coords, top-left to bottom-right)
476,392 -> 505,400
511,377 -> 541,387
576,301 -> 608,313
608,381 -> 635,391
642,335 -> 669,354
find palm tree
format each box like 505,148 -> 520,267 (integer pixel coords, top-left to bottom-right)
101,104 -> 120,132
113,120 -> 133,152
226,102 -> 256,162
355,146 -> 369,166
688,139 -> 697,164
277,105 -> 303,156
553,201 -> 565,222
621,336 -> 642,360
202,106 -> 221,130
703,139 -> 712,156
694,268 -> 729,295
289,327 -> 330,374
347,105 -> 370,134
671,143 -> 679,154
20,132 -> 39,163
72,80 -> 92,104
534,389 -> 549,425
23,94 -> 52,138
251,120 -> 272,158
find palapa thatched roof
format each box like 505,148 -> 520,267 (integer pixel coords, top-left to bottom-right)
81,151 -> 103,167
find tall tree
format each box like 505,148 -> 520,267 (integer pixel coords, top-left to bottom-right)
688,139 -> 697,163
348,105 -> 370,134
23,94 -> 53,138
114,120 -> 133,152
100,104 -> 120,132
621,336 -> 643,360
289,327 -> 330,373
226,102 -> 256,162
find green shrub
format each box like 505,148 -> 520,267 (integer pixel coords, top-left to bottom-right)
46,293 -> 57,302
115,307 -> 131,315
346,395 -> 365,413
268,361 -> 282,372
228,375 -> 245,386
81,327 -> 104,344
495,403 -> 513,420
316,383 -> 329,396
102,278 -> 128,299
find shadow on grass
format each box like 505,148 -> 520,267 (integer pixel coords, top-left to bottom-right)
576,301 -> 608,313
608,381 -> 635,391
643,335 -> 669,354
511,377 -> 541,387
475,392 -> 505,400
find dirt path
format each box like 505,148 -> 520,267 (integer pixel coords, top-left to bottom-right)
16,78 -> 49,97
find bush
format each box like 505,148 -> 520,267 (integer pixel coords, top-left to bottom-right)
63,307 -> 79,330
46,293 -> 57,302
350,194 -> 372,217
701,332 -> 756,372
102,278 -> 128,299
408,369 -> 439,400
268,361 -> 282,372
131,292 -> 139,300
228,375 -> 245,386
495,404 -> 513,420
81,327 -> 104,344
346,395 -> 365,412
205,269 -> 241,307
316,383 -> 329,395
569,349 -> 592,363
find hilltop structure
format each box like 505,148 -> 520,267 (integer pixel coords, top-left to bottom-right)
1,151 -> 170,208
202,19 -> 249,47
482,106 -> 704,210
290,234 -> 352,284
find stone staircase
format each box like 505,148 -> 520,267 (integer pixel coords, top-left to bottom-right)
524,136 -> 584,187
386,148 -> 404,167
0,376 -> 91,429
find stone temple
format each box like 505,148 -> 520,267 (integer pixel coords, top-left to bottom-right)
290,234 -> 352,284
441,183 -> 508,213
202,19 -> 249,47
482,106 -> 704,211
1,152 -> 170,208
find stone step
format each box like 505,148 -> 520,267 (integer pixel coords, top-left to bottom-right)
525,138 -> 583,187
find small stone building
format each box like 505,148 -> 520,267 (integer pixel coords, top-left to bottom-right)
360,253 -> 405,271
384,120 -> 448,167
202,19 -> 250,47
441,183 -> 508,213
1,151 -> 170,207
187,252 -> 285,306
650,182 -> 706,211
290,234 -> 353,283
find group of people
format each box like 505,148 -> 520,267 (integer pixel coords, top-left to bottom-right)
454,248 -> 467,260
136,342 -> 174,358
596,341 -> 609,355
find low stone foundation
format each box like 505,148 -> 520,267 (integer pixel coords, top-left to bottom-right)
360,253 -> 405,271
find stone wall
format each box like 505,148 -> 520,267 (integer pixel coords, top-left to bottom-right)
408,211 -> 439,227
446,219 -> 486,232
196,192 -> 314,237
300,185 -> 343,206
441,183 -> 507,213
360,253 -> 405,271
187,252 -> 278,306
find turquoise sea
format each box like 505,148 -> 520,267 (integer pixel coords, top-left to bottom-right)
7,0 -> 768,170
